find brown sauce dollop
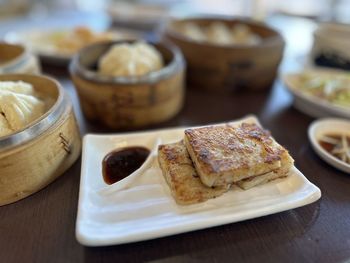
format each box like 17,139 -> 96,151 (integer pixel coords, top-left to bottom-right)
318,134 -> 350,164
102,146 -> 150,185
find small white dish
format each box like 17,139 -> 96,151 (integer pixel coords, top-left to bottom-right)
283,69 -> 350,119
76,116 -> 321,246
308,118 -> 350,173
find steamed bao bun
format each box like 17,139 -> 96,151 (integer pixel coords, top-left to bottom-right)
0,81 -> 45,137
98,41 -> 164,77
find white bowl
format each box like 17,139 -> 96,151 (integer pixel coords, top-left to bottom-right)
283,69 -> 350,119
0,42 -> 40,74
308,118 -> 350,174
310,22 -> 350,70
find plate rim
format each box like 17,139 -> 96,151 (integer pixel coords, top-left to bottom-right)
4,28 -> 141,65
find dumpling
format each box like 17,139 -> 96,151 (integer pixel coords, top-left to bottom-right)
98,41 -> 164,77
178,22 -> 262,46
0,81 -> 33,95
181,22 -> 206,42
0,91 -> 45,131
133,42 -> 163,71
0,113 -> 12,137
98,43 -> 133,76
206,22 -> 233,44
231,24 -> 261,45
0,80 -> 45,137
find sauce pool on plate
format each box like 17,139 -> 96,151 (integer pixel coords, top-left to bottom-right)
318,134 -> 350,164
102,146 -> 150,185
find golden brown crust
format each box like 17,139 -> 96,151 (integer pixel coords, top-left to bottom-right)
236,150 -> 294,190
158,141 -> 229,205
184,122 -> 290,187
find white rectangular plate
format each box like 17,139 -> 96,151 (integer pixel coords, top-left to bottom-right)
76,117 -> 321,246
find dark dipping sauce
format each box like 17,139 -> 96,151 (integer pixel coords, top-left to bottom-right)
319,139 -> 335,153
102,146 -> 150,185
318,134 -> 350,163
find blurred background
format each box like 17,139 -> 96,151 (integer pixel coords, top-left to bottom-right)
1,0 -> 349,73
1,0 -> 350,28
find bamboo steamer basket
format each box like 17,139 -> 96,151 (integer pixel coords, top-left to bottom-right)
0,74 -> 81,206
70,40 -> 185,130
161,17 -> 285,93
0,42 -> 40,74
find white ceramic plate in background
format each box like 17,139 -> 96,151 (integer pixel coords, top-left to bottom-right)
5,28 -> 140,66
76,116 -> 321,246
283,69 -> 350,119
308,118 -> 350,173
5,29 -> 72,65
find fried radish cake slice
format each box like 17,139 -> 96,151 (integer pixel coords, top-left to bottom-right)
236,151 -> 294,190
184,122 -> 292,187
158,141 -> 229,205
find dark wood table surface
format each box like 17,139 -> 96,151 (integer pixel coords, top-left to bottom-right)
1,13 -> 350,263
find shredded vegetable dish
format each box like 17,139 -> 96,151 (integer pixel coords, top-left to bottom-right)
319,134 -> 350,164
298,72 -> 350,108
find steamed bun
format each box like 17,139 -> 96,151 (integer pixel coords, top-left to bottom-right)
0,113 -> 12,137
98,41 -> 164,77
206,22 -> 233,44
0,81 -> 45,137
179,21 -> 261,46
231,24 -> 261,45
181,22 -> 206,42
0,91 -> 45,131
0,80 -> 33,95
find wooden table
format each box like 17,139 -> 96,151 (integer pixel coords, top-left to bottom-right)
1,13 -> 350,263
